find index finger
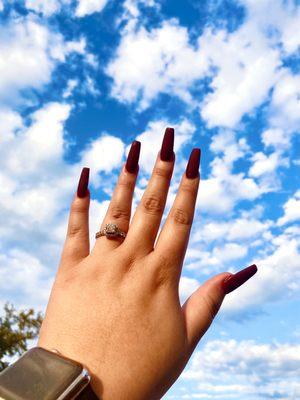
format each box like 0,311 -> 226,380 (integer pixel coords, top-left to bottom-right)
153,148 -> 201,284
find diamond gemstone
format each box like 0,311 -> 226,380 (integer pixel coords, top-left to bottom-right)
105,223 -> 118,237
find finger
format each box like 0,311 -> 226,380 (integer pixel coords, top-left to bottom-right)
93,141 -> 140,252
182,264 -> 258,354
123,128 -> 175,258
153,149 -> 200,283
60,167 -> 90,268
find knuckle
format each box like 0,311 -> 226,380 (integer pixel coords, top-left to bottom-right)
170,208 -> 192,226
118,176 -> 135,191
153,166 -> 172,181
71,199 -> 87,214
67,224 -> 83,238
110,205 -> 131,222
180,182 -> 198,196
141,194 -> 164,215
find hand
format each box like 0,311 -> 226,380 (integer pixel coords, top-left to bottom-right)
38,128 -> 257,400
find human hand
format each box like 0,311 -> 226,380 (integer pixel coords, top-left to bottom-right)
38,128 -> 257,400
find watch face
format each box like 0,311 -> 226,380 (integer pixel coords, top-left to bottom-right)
0,347 -> 84,400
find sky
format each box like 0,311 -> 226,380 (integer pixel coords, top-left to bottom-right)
0,0 -> 300,398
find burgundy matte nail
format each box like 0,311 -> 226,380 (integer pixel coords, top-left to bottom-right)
77,167 -> 90,198
160,127 -> 174,161
186,148 -> 201,179
125,140 -> 141,173
222,264 -> 258,294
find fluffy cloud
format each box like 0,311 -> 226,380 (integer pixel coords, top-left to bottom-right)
199,25 -> 280,128
106,19 -> 209,111
196,130 -> 266,214
269,69 -> 300,132
107,2 -> 292,128
191,214 -> 271,244
178,276 -> 201,307
181,339 -> 300,398
75,0 -> 108,17
277,190 -> 300,226
25,0 -> 71,16
249,151 -> 284,178
0,249 -> 53,310
80,134 -> 125,187
0,16 -> 90,104
107,0 -> 300,133
0,101 -> 129,311
222,225 -> 300,316
261,128 -> 291,151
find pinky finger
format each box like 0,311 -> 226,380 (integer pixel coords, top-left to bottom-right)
60,167 -> 90,268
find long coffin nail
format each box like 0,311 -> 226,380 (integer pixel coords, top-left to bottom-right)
125,140 -> 141,173
77,167 -> 90,198
160,127 -> 174,161
222,264 -> 258,294
186,148 -> 201,179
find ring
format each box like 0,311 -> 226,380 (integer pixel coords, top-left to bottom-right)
95,223 -> 127,239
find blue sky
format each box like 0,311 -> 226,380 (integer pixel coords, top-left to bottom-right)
0,0 -> 300,398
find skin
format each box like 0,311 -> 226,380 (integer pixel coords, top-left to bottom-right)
38,150 -> 233,400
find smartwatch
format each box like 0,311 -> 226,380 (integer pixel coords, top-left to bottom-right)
0,347 -> 99,400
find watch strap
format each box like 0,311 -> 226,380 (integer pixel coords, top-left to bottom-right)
77,383 -> 99,399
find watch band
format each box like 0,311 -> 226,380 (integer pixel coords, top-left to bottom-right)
77,384 -> 99,399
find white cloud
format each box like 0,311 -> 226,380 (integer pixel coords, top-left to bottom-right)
75,0 -> 108,17
84,75 -> 101,97
0,16 -> 90,104
199,25 -> 280,128
0,0 -> 3,12
0,101 -> 130,312
269,69 -> 300,132
281,9 -> 300,55
181,339 -> 300,398
25,0 -> 71,16
0,249 -> 53,310
106,19 -> 209,111
249,151 -> 282,178
197,171 -> 261,214
222,225 -> 300,316
277,190 -> 300,226
213,242 -> 248,262
107,0 -> 300,132
80,134 -> 125,187
196,131 -> 266,214
107,3 -> 288,127
261,128 -> 290,151
191,216 -> 271,244
178,276 -> 201,307
63,79 -> 79,98
117,0 -> 161,33
240,0 -> 300,56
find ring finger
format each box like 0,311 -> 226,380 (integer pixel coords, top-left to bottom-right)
93,140 -> 141,252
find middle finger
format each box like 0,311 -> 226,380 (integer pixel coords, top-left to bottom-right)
123,127 -> 175,258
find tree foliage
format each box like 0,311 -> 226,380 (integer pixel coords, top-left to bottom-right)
0,302 -> 43,371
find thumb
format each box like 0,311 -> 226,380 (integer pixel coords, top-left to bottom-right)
182,264 -> 257,353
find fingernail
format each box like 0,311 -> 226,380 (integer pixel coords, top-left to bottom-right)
186,148 -> 201,179
222,264 -> 258,294
77,167 -> 90,198
160,127 -> 174,161
125,140 -> 141,173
